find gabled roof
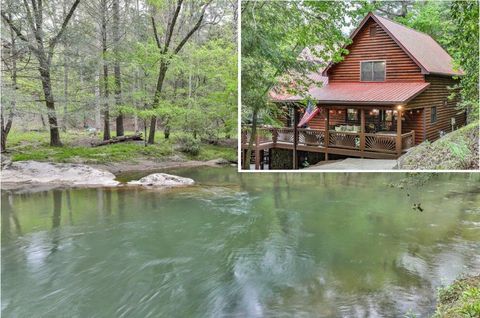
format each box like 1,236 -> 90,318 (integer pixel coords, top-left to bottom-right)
323,12 -> 462,77
270,82 -> 430,105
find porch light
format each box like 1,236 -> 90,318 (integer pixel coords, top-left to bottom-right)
396,105 -> 403,111
372,109 -> 379,114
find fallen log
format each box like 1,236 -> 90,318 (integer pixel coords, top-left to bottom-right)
91,133 -> 143,147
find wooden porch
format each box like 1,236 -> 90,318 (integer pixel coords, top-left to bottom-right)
241,108 -> 415,169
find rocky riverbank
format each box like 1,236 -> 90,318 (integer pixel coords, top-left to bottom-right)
0,160 -> 226,190
1,161 -> 119,188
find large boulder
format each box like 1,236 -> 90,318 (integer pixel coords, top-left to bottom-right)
128,173 -> 194,188
0,161 -> 119,187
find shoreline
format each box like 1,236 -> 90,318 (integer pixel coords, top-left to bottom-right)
90,158 -> 236,175
0,159 -> 236,192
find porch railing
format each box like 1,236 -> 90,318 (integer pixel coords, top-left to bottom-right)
299,128 -> 325,147
401,131 -> 415,150
364,133 -> 397,153
275,127 -> 294,143
241,126 -> 415,154
328,131 -> 360,149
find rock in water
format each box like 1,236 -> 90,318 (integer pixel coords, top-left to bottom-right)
128,173 -> 194,188
0,161 -> 119,187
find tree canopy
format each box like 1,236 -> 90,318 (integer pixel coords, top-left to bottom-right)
1,0 -> 237,151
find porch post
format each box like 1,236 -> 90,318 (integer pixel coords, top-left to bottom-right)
325,107 -> 329,161
255,133 -> 261,170
360,109 -> 365,156
293,106 -> 299,169
396,109 -> 403,156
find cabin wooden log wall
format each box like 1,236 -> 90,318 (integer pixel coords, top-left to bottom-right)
401,108 -> 424,145
329,20 -> 424,83
406,75 -> 466,142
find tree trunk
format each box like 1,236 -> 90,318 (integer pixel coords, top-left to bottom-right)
62,52 -> 69,132
1,0 -> 80,147
101,0 -> 110,140
243,108 -> 258,170
62,2 -> 69,132
1,11 -> 17,152
113,0 -> 124,136
148,61 -> 169,144
164,123 -> 170,140
95,72 -> 101,130
39,61 -> 62,147
40,114 -> 46,129
148,1 -> 208,144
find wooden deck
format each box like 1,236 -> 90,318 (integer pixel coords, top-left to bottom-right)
241,127 -> 415,160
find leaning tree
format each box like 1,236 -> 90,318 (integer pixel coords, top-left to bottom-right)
147,0 -> 222,144
1,0 -> 81,146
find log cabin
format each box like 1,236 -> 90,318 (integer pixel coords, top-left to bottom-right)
241,12 -> 466,170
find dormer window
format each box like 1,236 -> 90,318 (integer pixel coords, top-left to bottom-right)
361,61 -> 386,81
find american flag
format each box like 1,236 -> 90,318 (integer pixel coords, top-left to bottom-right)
297,102 -> 319,127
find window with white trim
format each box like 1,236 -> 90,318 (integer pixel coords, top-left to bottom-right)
361,61 -> 386,82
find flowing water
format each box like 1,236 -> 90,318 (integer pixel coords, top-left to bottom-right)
2,168 -> 480,317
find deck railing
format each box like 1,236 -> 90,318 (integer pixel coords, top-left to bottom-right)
241,126 -> 415,154
328,131 -> 360,149
275,127 -> 294,143
299,128 -> 325,147
401,131 -> 415,150
365,133 -> 397,153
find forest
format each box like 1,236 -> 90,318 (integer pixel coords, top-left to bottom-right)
1,0 -> 237,163
241,0 -> 479,169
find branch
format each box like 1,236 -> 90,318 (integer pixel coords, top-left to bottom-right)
151,17 -> 161,49
49,0 -> 81,50
173,1 -> 211,54
376,7 -> 402,17
163,0 -> 183,53
1,11 -> 38,53
22,0 -> 37,34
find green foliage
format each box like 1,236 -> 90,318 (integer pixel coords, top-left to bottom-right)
447,1 -> 480,121
399,122 -> 479,170
174,135 -> 201,156
8,130 -> 173,163
395,1 -> 450,42
434,276 -> 480,318
241,0 -> 352,118
2,0 -> 236,153
188,144 -> 236,162
7,130 -> 235,163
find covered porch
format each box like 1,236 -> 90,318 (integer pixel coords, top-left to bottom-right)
241,105 -> 415,169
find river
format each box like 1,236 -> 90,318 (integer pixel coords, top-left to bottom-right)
2,168 -> 479,317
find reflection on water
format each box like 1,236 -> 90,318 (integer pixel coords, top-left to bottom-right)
2,168 -> 480,317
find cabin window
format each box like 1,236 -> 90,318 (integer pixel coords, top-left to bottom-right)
361,61 -> 386,81
431,106 -> 437,123
347,109 -> 359,122
369,26 -> 377,37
